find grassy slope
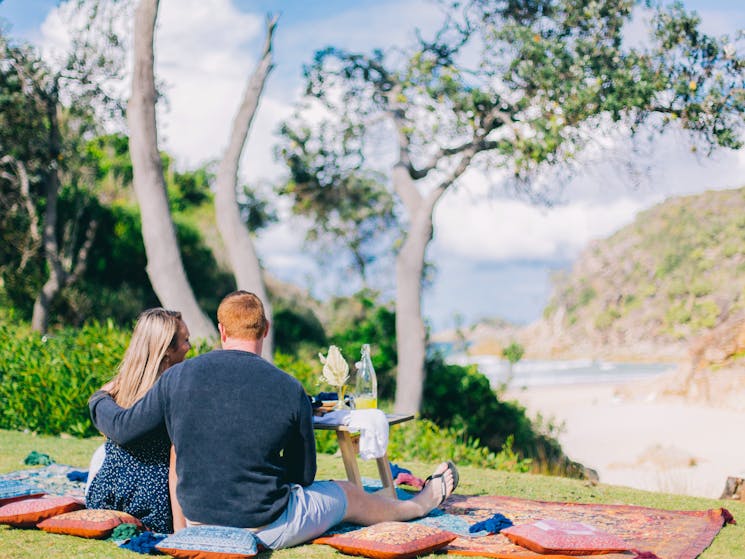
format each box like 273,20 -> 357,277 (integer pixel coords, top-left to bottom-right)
1,429 -> 743,559
544,186 -> 745,355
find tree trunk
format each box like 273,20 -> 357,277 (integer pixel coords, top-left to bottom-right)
215,15 -> 277,360
129,0 -> 216,341
30,183 -> 60,332
32,274 -> 61,333
393,208 -> 434,414
392,161 -> 439,413
31,98 -> 64,333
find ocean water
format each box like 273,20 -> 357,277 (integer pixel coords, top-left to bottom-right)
447,354 -> 675,389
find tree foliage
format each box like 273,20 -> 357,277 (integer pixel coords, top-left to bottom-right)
503,342 -> 525,365
278,122 -> 398,282
0,20 -> 124,332
279,0 -> 745,413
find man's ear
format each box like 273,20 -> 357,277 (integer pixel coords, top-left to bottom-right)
263,320 -> 271,339
218,323 -> 227,342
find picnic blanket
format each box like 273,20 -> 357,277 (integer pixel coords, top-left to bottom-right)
0,464 -> 86,501
346,493 -> 732,558
1,467 -> 734,558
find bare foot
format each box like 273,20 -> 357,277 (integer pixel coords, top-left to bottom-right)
415,462 -> 455,514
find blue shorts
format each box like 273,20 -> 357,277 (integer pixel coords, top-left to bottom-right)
253,481 -> 347,549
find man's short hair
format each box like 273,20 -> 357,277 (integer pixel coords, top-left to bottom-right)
217,291 -> 268,340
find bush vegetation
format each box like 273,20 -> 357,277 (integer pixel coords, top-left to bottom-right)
0,123 -> 574,477
0,321 -> 127,437
0,297 -> 564,475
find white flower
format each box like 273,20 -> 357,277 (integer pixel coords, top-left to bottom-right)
318,345 -> 349,387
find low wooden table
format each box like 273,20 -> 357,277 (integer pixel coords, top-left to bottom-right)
314,412 -> 414,499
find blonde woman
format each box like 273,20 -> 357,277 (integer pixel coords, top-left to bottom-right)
86,308 -> 190,533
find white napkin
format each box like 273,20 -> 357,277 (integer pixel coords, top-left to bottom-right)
313,410 -> 351,425
313,409 -> 389,459
347,409 -> 389,460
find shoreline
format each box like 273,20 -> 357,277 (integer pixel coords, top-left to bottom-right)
504,380 -> 745,498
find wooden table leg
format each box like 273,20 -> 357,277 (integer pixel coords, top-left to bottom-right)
376,453 -> 397,500
336,431 -> 362,487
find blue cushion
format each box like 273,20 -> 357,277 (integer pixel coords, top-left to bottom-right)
0,480 -> 45,505
156,525 -> 259,558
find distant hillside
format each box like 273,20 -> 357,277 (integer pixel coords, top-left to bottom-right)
527,187 -> 745,361
431,317 -> 522,356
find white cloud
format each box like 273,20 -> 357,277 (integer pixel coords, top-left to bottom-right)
433,120 -> 745,264
154,0 -> 266,168
434,188 -> 645,262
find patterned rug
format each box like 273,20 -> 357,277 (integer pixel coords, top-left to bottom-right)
0,464 -> 86,501
1,468 -> 734,558
426,494 -> 732,558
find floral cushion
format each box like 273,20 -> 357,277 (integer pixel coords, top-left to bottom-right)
37,508 -> 143,538
501,519 -> 630,555
156,526 -> 259,559
0,495 -> 84,528
0,479 -> 45,505
314,521 -> 456,559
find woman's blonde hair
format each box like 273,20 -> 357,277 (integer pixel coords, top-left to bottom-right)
109,308 -> 183,408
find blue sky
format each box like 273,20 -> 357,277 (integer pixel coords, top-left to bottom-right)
1,0 -> 743,331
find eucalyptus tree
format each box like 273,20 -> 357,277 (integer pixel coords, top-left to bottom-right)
129,0 -> 217,340
130,1 -> 281,345
280,0 -> 745,413
0,3 -> 125,333
215,15 -> 279,359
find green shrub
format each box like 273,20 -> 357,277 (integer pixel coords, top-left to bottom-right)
326,293 -> 397,400
666,278 -> 689,299
577,285 -> 596,307
594,307 -> 621,330
274,350 -> 323,394
623,293 -> 642,311
665,301 -> 692,326
502,342 -> 525,365
0,321 -> 128,437
421,356 -> 585,477
272,303 -> 327,355
388,420 -> 531,472
692,300 -> 720,329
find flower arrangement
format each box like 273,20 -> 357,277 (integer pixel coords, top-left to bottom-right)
319,345 -> 349,407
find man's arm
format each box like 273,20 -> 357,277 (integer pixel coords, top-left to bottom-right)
283,388 -> 317,486
88,377 -> 167,445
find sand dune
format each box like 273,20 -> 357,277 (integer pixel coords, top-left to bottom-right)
504,381 -> 745,498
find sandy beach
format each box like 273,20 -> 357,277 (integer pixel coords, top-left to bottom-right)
504,380 -> 745,499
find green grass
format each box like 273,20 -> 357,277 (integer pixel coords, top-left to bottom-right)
1,429 -> 743,558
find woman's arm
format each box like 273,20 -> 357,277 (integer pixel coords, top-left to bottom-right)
169,445 -> 186,532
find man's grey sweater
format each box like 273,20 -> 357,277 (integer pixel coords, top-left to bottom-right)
89,349 -> 317,528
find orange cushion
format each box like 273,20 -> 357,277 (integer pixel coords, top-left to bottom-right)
501,519 -> 629,555
0,495 -> 84,528
315,521 -> 456,559
37,508 -> 144,539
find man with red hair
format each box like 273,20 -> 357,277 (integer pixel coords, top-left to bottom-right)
90,290 -> 458,548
